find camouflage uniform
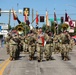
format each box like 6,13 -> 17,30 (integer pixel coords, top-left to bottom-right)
69,38 -> 75,51
28,33 -> 36,60
60,32 -> 70,61
24,35 -> 29,52
15,35 -> 21,59
44,32 -> 53,60
20,36 -> 26,52
5,33 -> 12,54
9,35 -> 18,60
53,34 -> 60,54
36,29 -> 44,62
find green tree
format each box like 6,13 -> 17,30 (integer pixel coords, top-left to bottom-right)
51,21 -> 56,34
42,24 -> 46,32
8,24 -> 12,30
42,24 -> 51,32
58,23 -> 62,34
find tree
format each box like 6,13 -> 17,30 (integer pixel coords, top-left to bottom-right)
42,24 -> 46,32
58,23 -> 62,34
42,24 -> 51,32
51,21 -> 56,34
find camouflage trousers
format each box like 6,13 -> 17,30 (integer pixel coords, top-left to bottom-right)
37,43 -> 44,61
5,42 -> 10,54
25,43 -> 29,52
29,44 -> 36,59
44,44 -> 52,60
61,44 -> 69,60
69,43 -> 74,51
53,42 -> 60,54
9,44 -> 17,59
22,42 -> 26,52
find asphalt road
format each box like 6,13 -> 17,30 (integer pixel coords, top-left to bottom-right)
0,45 -> 76,75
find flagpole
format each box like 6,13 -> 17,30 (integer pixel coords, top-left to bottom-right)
54,8 -> 56,34
36,11 -> 39,29
8,9 -> 11,31
54,8 -> 59,34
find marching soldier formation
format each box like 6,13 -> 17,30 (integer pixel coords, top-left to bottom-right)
5,28 -> 75,62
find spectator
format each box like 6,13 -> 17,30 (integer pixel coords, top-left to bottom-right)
1,37 -> 5,47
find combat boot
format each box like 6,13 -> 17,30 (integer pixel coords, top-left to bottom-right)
37,56 -> 42,62
9,56 -> 13,61
29,56 -> 33,61
46,58 -> 49,61
37,58 -> 41,62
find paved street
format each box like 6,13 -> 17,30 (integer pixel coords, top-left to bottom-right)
0,45 -> 76,75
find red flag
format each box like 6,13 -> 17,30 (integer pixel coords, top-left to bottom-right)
41,36 -> 44,46
36,11 -> 39,24
12,9 -> 17,20
68,16 -> 74,27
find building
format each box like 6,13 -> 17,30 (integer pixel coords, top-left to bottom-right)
0,23 -> 8,39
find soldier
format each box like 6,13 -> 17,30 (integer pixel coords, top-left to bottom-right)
44,31 -> 53,61
5,33 -> 12,54
14,34 -> 21,59
9,34 -> 18,60
20,35 -> 26,52
27,30 -> 36,60
36,28 -> 45,62
53,33 -> 60,54
69,38 -> 75,51
60,31 -> 70,61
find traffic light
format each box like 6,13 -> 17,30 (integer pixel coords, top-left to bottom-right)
0,8 -> 1,16
23,8 -> 30,16
40,16 -> 44,22
61,17 -> 64,23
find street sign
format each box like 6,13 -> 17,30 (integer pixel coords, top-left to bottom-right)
1,25 -> 8,29
49,18 -> 60,21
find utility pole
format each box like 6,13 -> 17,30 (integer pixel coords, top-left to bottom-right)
17,3 -> 19,14
32,8 -> 34,23
8,9 -> 11,31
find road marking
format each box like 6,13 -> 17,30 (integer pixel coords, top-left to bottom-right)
0,58 -> 9,68
0,58 -> 11,75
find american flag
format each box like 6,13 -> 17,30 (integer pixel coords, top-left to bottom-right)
68,16 -> 74,27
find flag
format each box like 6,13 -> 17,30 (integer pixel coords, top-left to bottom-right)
68,16 -> 74,27
54,9 -> 57,22
36,11 -> 39,24
61,16 -> 64,23
46,11 -> 49,26
12,9 -> 17,20
41,36 -> 44,46
24,10 -> 28,22
17,17 -> 21,24
65,12 -> 68,22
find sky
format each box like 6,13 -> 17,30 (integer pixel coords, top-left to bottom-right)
0,0 -> 76,27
